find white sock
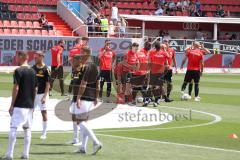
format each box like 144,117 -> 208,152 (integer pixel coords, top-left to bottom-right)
42,121 -> 47,136
79,124 -> 89,151
6,128 -> 17,157
73,122 -> 79,142
23,128 -> 31,156
79,121 -> 100,146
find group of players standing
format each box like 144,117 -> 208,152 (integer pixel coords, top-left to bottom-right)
2,36 -> 210,160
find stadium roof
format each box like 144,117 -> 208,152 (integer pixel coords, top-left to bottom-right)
121,15 -> 240,24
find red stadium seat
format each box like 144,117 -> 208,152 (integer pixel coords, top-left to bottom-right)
24,13 -> 32,20
26,21 -> 33,28
0,21 -> 3,27
10,21 -> 18,28
42,30 -> 49,36
23,5 -> 31,12
19,29 -> 26,35
26,29 -> 34,35
207,12 -> 213,17
17,5 -> 24,12
56,30 -> 63,36
32,13 -> 39,20
30,0 -> 38,5
49,30 -> 55,36
8,5 -> 16,11
4,29 -> 11,34
12,29 -> 19,35
18,21 -> 26,28
17,13 -> 25,20
31,6 -> 38,12
0,29 -> 3,34
34,29 -> 41,35
33,21 -> 40,28
3,20 -> 11,27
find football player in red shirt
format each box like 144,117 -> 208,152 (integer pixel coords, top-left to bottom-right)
130,41 -> 151,105
180,41 -> 210,102
148,42 -> 170,107
99,40 -> 116,99
50,40 -> 66,96
121,43 -> 140,103
163,39 -> 177,101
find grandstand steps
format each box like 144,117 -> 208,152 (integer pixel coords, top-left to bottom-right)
42,12 -> 76,36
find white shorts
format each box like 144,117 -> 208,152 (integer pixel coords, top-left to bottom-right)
69,100 -> 94,115
34,94 -> 49,111
10,107 -> 34,129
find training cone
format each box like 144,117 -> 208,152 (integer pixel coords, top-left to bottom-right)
228,133 -> 238,139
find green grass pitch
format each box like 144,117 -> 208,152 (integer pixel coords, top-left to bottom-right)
0,73 -> 240,160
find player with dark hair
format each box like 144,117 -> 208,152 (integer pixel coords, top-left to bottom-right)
121,43 -> 140,103
50,40 -> 66,96
32,51 -> 50,140
70,47 -> 102,155
180,41 -> 210,102
163,39 -> 177,101
148,42 -> 169,107
3,51 -> 37,160
99,40 -> 116,100
129,41 -> 151,105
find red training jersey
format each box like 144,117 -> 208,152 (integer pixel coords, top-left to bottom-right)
149,49 -> 168,74
123,50 -> 138,73
134,51 -> 148,75
99,48 -> 116,70
114,62 -> 124,77
167,47 -> 176,70
186,48 -> 204,71
51,45 -> 63,66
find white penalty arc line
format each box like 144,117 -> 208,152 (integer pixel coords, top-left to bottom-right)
97,133 -> 240,154
95,106 -> 222,133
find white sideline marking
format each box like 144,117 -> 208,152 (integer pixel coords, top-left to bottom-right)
0,130 -> 238,154
97,133 -> 240,154
96,106 -> 222,133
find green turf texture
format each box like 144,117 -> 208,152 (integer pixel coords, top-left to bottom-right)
0,73 -> 240,160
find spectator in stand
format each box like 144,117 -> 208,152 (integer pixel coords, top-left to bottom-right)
168,0 -> 176,10
230,34 -> 237,40
176,1 -> 182,11
223,33 -> 230,40
158,30 -> 165,38
86,13 -> 94,37
182,0 -> 189,10
195,0 -> 201,11
111,2 -> 118,26
189,3 -> 196,16
163,32 -> 171,41
94,14 -> 101,36
100,15 -> 109,37
195,0 -> 202,16
119,17 -> 127,37
108,21 -> 115,37
196,28 -> 204,40
38,14 -> 53,31
155,5 -> 164,15
215,5 -> 225,17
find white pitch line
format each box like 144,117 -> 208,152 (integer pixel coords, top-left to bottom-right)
0,130 -> 239,154
95,106 -> 222,133
97,133 -> 240,154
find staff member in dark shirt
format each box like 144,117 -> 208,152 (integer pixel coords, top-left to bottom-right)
3,51 -> 37,160
32,51 -> 50,140
71,47 -> 102,155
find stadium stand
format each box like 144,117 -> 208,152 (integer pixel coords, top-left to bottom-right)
0,0 -> 75,36
90,0 -> 240,17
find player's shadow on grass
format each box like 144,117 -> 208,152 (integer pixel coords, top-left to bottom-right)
34,143 -> 69,146
31,152 -> 70,155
